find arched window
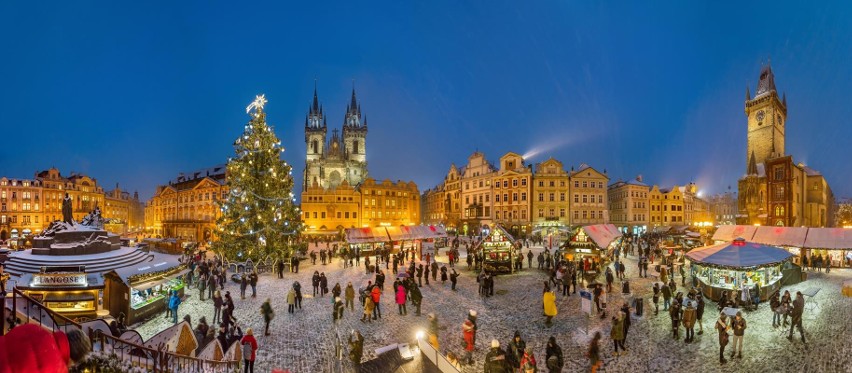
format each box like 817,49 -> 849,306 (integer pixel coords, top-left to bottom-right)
353,140 -> 360,154
774,205 -> 785,217
311,140 -> 318,154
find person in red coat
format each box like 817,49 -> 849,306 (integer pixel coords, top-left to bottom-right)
240,328 -> 258,373
370,285 -> 382,320
462,318 -> 475,365
0,323 -> 90,373
395,285 -> 407,315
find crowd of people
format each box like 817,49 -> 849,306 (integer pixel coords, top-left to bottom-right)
154,231 -> 819,373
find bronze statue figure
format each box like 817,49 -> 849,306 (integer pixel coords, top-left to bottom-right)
62,192 -> 73,224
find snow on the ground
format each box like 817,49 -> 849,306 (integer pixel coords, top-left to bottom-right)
133,242 -> 852,373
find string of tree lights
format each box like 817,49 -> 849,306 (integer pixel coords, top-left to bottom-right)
213,94 -> 303,260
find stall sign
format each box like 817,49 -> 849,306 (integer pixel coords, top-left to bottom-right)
580,290 -> 592,315
576,248 -> 593,254
32,273 -> 88,287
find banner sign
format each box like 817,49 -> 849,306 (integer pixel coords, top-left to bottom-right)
31,273 -> 88,287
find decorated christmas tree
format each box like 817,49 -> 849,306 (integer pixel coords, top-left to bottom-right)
214,94 -> 302,260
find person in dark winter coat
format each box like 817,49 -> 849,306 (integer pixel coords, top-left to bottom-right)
409,283 -> 423,316
669,299 -> 682,339
431,261 -> 439,282
507,331 -> 525,370
450,269 -> 459,290
332,282 -> 342,299
311,271 -> 321,296
239,275 -> 248,300
416,264 -> 424,287
652,283 -> 661,315
545,336 -> 563,372
484,339 -> 510,373
260,299 -> 274,336
319,273 -> 329,297
716,313 -> 730,364
440,265 -> 448,284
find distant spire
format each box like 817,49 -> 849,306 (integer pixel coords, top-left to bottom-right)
311,80 -> 320,114
745,85 -> 751,101
747,151 -> 758,175
782,92 -> 787,106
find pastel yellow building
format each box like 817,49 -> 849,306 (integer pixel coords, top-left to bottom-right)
531,158 -> 570,235
492,152 -> 532,236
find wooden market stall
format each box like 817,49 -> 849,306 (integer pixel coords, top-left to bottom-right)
104,253 -> 188,324
564,224 -> 622,273
475,224 -> 517,274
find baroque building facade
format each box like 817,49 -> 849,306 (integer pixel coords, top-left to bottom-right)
0,168 -> 140,246
145,165 -> 228,242
737,64 -> 835,227
607,176 -> 649,234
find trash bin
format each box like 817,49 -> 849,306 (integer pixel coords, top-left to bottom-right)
634,298 -> 644,317
622,281 -> 630,294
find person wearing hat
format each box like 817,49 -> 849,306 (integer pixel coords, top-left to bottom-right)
715,313 -> 730,364
240,328 -> 258,373
333,297 -> 345,323
484,339 -> 510,373
462,318 -> 476,365
507,331 -> 525,370
730,311 -> 746,359
520,346 -> 538,373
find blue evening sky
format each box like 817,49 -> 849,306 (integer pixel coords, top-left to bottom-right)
0,1 -> 850,200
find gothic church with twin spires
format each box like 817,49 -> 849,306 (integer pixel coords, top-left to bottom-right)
300,84 -> 420,235
303,85 -> 368,191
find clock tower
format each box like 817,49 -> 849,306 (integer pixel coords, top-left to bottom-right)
745,62 -> 787,172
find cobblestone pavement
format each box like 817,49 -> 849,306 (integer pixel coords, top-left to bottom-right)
134,243 -> 852,373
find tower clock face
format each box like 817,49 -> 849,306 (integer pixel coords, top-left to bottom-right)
756,110 -> 765,122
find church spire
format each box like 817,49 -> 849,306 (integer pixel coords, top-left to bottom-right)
745,85 -> 751,101
747,151 -> 758,175
344,81 -> 362,128
756,61 -> 777,96
306,82 -> 325,129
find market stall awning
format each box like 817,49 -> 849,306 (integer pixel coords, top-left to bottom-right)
712,225 -> 758,242
803,228 -> 852,249
751,226 -> 808,247
386,226 -> 416,241
582,224 -> 622,249
111,253 -> 184,285
345,227 -> 390,244
686,238 -> 792,267
411,225 -> 447,239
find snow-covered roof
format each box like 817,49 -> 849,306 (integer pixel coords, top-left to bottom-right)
712,225 -> 758,242
580,224 -> 622,248
802,166 -> 822,176
687,239 -> 792,268
751,226 -> 808,247
803,228 -> 852,249
111,252 -> 185,285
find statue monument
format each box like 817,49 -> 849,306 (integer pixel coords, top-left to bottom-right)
62,192 -> 74,224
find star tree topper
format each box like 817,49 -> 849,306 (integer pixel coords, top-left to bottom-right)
246,94 -> 268,116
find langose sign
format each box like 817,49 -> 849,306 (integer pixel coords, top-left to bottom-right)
31,273 -> 88,287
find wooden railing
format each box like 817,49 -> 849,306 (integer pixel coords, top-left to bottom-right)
3,287 -> 240,373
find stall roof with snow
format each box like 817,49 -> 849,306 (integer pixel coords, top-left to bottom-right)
712,225 -> 758,242
803,228 -> 852,249
751,226 -> 808,247
575,224 -> 622,249
686,238 -> 793,268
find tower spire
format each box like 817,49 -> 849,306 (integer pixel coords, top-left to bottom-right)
745,85 -> 751,101
748,151 -> 758,175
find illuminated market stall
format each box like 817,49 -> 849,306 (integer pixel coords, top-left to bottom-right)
564,224 -> 622,265
476,224 -> 518,273
16,268 -> 105,320
687,238 -> 793,301
104,253 -> 188,324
